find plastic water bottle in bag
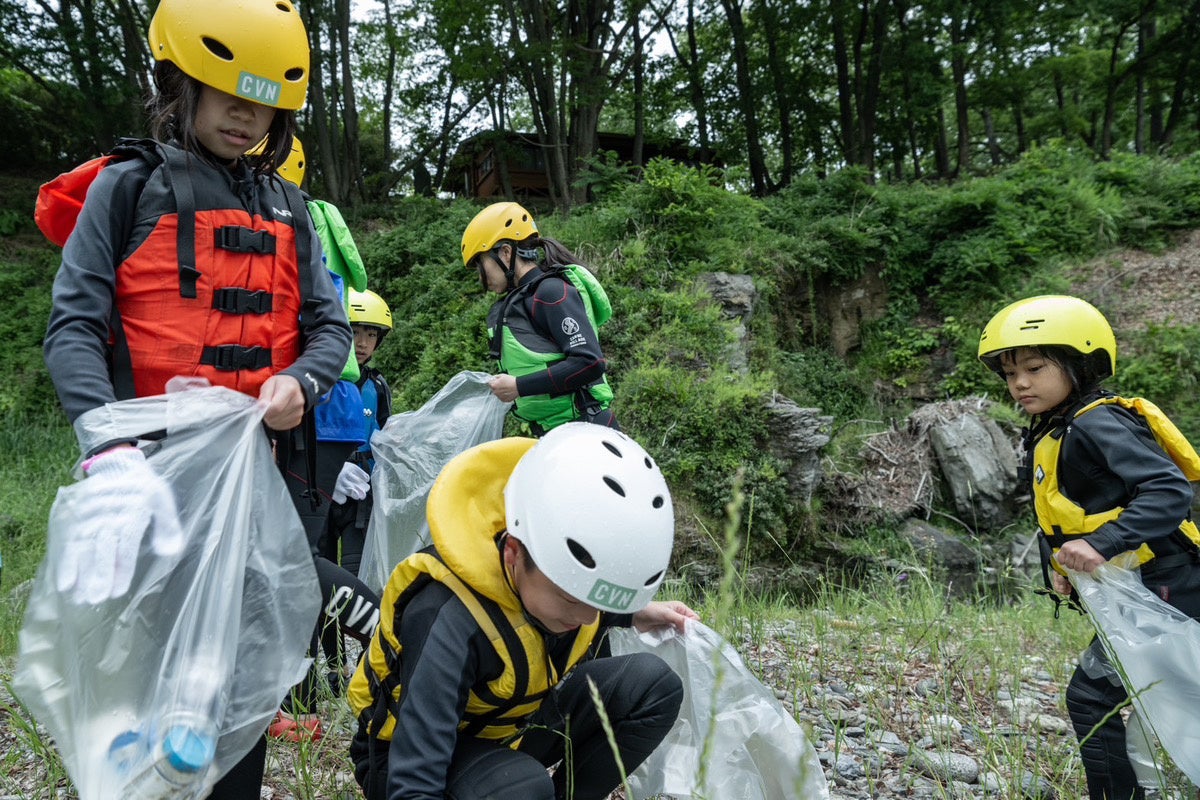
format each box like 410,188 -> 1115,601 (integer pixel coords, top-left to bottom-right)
106,661 -> 222,800
118,711 -> 217,800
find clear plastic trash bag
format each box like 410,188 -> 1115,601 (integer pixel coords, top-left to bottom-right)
608,620 -> 830,800
14,386 -> 320,800
359,371 -> 508,593
1070,559 -> 1200,785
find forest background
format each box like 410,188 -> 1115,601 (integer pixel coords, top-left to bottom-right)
2,1 -> 1200,796
2,0 -> 1200,585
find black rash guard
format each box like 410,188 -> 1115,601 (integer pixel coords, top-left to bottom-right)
490,267 -> 608,399
1054,402 -> 1195,559
381,581 -> 629,799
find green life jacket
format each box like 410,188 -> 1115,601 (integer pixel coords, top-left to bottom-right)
489,265 -> 613,431
306,198 -> 368,382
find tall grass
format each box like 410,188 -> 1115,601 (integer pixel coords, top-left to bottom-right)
6,525 -> 1198,797
0,409 -> 74,653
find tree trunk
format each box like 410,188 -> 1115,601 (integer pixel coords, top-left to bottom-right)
761,0 -> 793,188
983,108 -> 1000,165
632,22 -> 644,168
948,7 -> 971,177
831,2 -> 858,166
336,0 -> 362,203
303,2 -> 342,203
720,0 -> 769,194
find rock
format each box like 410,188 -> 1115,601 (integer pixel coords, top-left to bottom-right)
696,271 -> 758,373
913,399 -> 1020,531
764,394 -> 833,506
899,519 -> 980,596
909,749 -> 981,784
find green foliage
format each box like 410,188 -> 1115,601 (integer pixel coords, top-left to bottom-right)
1113,324 -> 1200,444
593,159 -> 778,279
0,409 -> 75,652
764,170 -> 897,283
572,149 -> 638,200
774,348 -> 872,423
620,363 -> 795,540
880,144 -> 1127,307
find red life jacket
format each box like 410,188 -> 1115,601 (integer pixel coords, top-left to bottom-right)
40,140 -> 316,399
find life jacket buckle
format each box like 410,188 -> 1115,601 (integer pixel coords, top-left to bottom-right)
212,287 -> 274,314
200,344 -> 272,371
215,225 -> 276,254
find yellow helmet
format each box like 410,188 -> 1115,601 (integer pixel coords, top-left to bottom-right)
148,0 -> 310,111
248,136 -> 306,185
348,290 -> 393,331
978,295 -> 1116,379
461,202 -> 538,266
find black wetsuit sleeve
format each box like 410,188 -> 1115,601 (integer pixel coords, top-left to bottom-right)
385,582 -> 499,800
1058,403 -> 1195,559
44,159 -> 148,425
515,275 -> 607,399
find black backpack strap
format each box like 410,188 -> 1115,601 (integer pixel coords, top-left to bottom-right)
144,143 -> 202,299
280,181 -> 318,333
105,140 -> 165,400
488,267 -> 562,360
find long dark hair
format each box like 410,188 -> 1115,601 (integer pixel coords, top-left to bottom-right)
521,234 -> 589,272
148,61 -> 297,176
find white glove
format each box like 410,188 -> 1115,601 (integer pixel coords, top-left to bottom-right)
332,462 -> 370,504
56,448 -> 185,605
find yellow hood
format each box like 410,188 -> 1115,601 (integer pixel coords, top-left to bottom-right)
426,436 -> 537,607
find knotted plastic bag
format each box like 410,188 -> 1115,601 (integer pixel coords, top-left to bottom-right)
359,371 -> 508,593
14,386 -> 320,799
608,620 -> 830,799
1070,559 -> 1200,784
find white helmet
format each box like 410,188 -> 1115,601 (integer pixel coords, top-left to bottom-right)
504,423 -> 674,613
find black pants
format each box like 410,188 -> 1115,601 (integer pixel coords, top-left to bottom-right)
277,433 -> 381,712
1067,555 -> 1200,800
208,735 -> 267,799
351,652 -> 682,800
319,490 -> 373,683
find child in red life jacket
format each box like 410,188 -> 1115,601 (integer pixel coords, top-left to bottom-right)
42,1 -> 351,796
979,295 -> 1200,800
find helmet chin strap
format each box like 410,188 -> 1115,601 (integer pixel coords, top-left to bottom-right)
497,532 -> 558,635
503,246 -> 518,291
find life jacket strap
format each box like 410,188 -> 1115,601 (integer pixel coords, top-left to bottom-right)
212,287 -> 274,314
216,225 -> 277,254
200,344 -> 272,371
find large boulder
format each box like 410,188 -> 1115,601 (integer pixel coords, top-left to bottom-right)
911,400 -> 1020,532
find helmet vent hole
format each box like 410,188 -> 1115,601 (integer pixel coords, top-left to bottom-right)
643,456 -> 653,469
602,441 -> 622,458
275,1 -> 293,11
652,496 -> 664,509
643,570 -> 664,587
603,476 -> 626,497
566,539 -> 596,568
202,37 -> 234,61
285,67 -> 306,82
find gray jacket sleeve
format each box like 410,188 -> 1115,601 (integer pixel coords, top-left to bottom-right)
44,159 -> 146,425
279,218 -> 353,408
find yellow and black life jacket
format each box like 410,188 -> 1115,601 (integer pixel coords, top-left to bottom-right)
347,436 -> 601,742
1033,395 -> 1200,574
